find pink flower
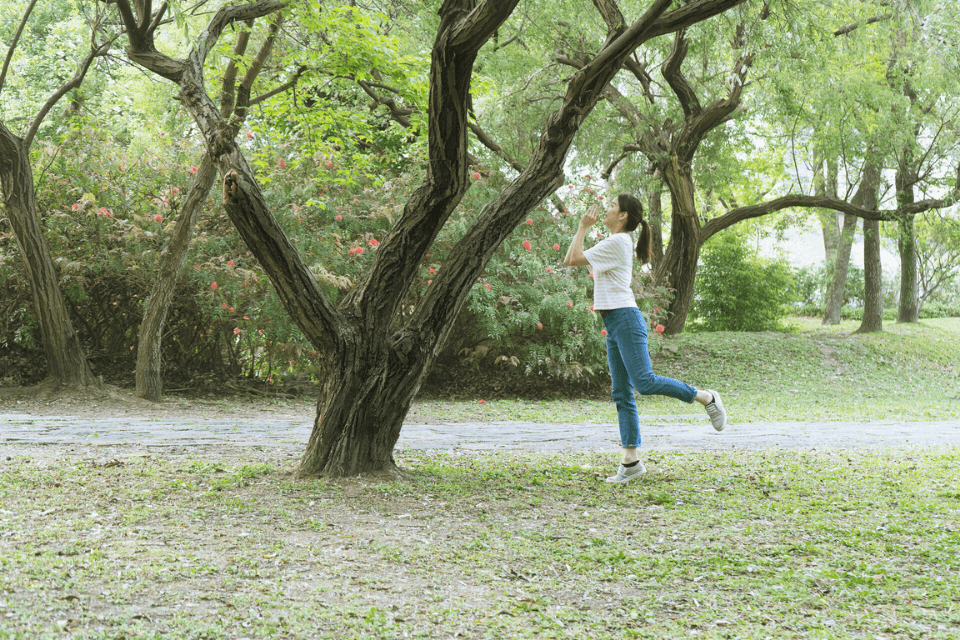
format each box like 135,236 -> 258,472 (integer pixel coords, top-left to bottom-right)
190,165 -> 198,174
472,172 -> 481,179
537,323 -> 543,330
427,280 -> 432,285
221,303 -> 228,309
479,399 -> 485,404
160,132 -> 166,137
211,282 -> 218,290
233,327 -> 240,335
369,238 -> 379,247
485,284 -> 491,291
153,214 -> 162,222
546,268 -> 552,274
335,215 -> 343,221
71,203 -> 80,211
246,132 -> 254,139
327,162 -> 334,169
601,329 -> 608,336
589,273 -> 594,279
194,265 -> 200,269
566,301 -> 573,308
244,316 -> 250,320
599,195 -> 604,200
428,268 -> 436,274
268,378 -> 273,383
349,247 -> 364,255
656,324 -> 665,333
596,231 -> 601,238
590,306 -> 594,312
99,207 -> 110,217
227,260 -> 235,267
525,218 -> 533,225
654,306 -> 660,312
230,307 -> 234,313
522,240 -> 531,251
585,173 -> 592,179
553,243 -> 560,251
279,158 -> 286,169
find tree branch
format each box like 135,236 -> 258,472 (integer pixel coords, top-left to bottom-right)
219,20 -> 254,118
834,13 -> 892,37
24,37 -> 113,149
234,13 -> 283,122
662,30 -> 701,118
0,0 -> 38,99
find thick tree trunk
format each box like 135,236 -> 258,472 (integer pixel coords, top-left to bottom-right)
0,125 -> 99,389
655,164 -> 700,334
813,147 -> 840,264
822,213 -> 857,324
135,155 -> 217,401
857,218 -> 883,333
647,174 -> 665,269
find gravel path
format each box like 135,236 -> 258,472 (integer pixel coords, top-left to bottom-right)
2,412 -> 958,451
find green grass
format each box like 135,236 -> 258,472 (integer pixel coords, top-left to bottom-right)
410,317 -> 960,424
1,447 -> 958,638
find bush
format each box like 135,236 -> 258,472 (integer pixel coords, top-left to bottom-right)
690,231 -> 796,332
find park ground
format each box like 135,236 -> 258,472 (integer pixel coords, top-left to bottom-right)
1,317 -> 959,639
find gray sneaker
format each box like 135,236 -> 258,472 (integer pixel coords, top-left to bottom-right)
704,390 -> 726,431
605,461 -> 647,484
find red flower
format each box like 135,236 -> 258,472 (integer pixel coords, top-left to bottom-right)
279,158 -> 286,169
545,268 -> 552,274
525,218 -> 533,225
472,172 -> 481,179
160,132 -> 166,137
327,161 -> 334,169
230,307 -> 235,313
335,215 -> 343,221
522,240 -> 531,251
485,283 -> 492,290
553,243 -> 560,251
428,268 -> 436,274
190,165 -> 198,174
349,247 -> 364,255
210,282 -> 218,290
153,214 -> 162,222
71,203 -> 80,211
656,324 -> 665,333
566,301 -> 573,308
479,399 -> 485,404
227,260 -> 235,267
653,306 -> 660,312
233,327 -> 240,335
369,238 -> 380,247
221,303 -> 228,309
246,132 -> 253,139
537,323 -> 543,330
589,306 -> 594,312
589,273 -> 594,279
428,280 -> 432,285
601,329 -> 608,336
585,173 -> 592,179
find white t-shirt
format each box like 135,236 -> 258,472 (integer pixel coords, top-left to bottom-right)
583,233 -> 637,311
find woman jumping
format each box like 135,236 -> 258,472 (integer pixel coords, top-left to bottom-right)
564,194 -> 727,484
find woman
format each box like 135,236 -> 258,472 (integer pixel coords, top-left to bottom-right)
564,194 -> 727,484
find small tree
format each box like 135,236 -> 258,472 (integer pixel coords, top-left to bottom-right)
690,230 -> 795,332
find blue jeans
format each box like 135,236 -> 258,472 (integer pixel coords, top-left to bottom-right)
602,307 -> 697,447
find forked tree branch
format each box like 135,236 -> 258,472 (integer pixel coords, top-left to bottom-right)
0,0 -> 39,98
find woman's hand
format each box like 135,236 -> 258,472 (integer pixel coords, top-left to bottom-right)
580,204 -> 601,230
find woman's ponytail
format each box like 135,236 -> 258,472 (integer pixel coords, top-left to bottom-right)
636,219 -> 651,265
615,193 -> 651,265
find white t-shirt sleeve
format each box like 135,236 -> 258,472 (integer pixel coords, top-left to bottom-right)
583,236 -> 622,274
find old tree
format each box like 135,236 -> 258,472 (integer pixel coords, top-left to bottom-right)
111,0 -> 746,477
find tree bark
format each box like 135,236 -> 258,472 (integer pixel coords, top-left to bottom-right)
0,125 -> 99,389
647,173 -> 664,269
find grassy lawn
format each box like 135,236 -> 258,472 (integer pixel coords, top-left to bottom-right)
410,317 -> 960,424
1,446 -> 958,639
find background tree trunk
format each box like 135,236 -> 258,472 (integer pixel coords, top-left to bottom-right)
655,165 -> 700,333
895,167 -> 919,323
856,161 -> 883,334
135,156 -> 218,400
0,125 -> 99,389
822,213 -> 857,324
857,218 -> 884,333
647,174 -> 664,269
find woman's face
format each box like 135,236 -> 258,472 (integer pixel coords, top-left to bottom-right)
602,197 -> 627,231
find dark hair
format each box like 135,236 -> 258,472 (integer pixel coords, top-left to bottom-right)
616,193 -> 651,264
